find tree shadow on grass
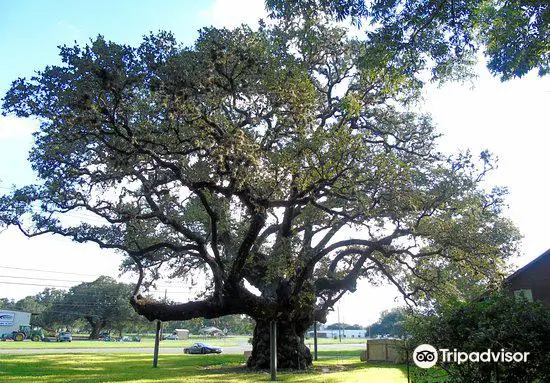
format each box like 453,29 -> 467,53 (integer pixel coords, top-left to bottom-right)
0,354 -> 408,383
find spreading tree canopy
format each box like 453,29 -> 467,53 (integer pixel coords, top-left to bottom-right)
1,16 -> 520,368
267,0 -> 550,80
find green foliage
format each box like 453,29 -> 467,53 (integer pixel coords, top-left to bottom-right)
0,286 -> 154,335
0,289 -> 68,332
325,322 -> 364,330
42,277 -> 143,338
479,0 -> 549,79
0,297 -> 16,310
19,288 -> 66,330
368,308 -> 406,338
406,292 -> 550,382
0,12 -> 520,353
166,314 -> 255,335
267,0 -> 549,80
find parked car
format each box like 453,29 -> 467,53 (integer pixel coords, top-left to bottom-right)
183,343 -> 222,354
57,331 -> 72,342
165,334 -> 179,340
98,332 -> 111,341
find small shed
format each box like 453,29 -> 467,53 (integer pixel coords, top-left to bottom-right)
363,338 -> 406,363
0,310 -> 31,335
174,329 -> 189,340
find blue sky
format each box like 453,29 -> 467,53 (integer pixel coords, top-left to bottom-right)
0,0 -> 549,326
0,1 -> 209,89
0,0 -> 213,188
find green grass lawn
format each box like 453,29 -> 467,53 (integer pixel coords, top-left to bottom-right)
0,337 -> 244,349
0,351 -> 409,383
0,335 -> 367,349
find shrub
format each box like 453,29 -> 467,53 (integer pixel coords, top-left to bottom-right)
406,292 -> 550,382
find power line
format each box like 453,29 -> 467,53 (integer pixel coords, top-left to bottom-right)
0,275 -> 92,284
0,281 -> 73,288
0,266 -> 100,277
0,280 -> 203,295
0,266 -> 202,289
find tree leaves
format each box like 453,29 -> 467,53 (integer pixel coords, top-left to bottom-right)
0,17 -> 520,325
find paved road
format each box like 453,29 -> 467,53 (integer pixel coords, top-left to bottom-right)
0,343 -> 363,355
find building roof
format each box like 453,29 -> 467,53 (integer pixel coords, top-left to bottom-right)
506,248 -> 550,281
0,309 -> 32,315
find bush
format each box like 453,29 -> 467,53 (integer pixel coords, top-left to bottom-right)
406,292 -> 550,382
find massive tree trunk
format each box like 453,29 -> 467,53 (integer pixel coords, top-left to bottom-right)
87,318 -> 106,340
247,315 -> 313,370
131,281 -> 321,370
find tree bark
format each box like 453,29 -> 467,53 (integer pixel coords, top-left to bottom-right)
247,317 -> 313,370
89,325 -> 101,340
87,318 -> 106,340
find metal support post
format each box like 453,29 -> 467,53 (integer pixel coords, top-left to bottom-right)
153,320 -> 161,367
270,320 -> 277,381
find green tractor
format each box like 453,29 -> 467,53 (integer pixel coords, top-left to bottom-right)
10,325 -> 45,341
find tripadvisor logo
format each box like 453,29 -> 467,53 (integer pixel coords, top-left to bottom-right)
412,344 -> 530,369
413,344 -> 438,368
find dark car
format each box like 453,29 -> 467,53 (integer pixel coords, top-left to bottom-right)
98,332 -> 111,341
183,342 -> 222,354
56,331 -> 72,342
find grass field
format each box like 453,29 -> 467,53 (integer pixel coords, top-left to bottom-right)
0,338 -> 239,349
0,350 -> 409,383
0,335 -> 367,349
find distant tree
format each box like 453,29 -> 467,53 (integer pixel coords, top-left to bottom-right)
33,288 -> 67,329
1,15 -> 520,369
13,296 -> 42,315
267,0 -> 550,80
209,314 -> 255,335
166,317 -> 204,335
166,314 -> 254,335
0,289 -> 66,331
44,277 -> 135,339
368,308 -> 406,338
0,298 -> 16,310
325,322 -> 364,330
12,289 -> 64,329
324,323 -> 340,330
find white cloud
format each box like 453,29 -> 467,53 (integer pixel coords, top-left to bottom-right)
0,116 -> 38,140
200,0 -> 267,29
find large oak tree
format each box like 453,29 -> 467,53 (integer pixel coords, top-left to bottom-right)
1,16 -> 519,368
